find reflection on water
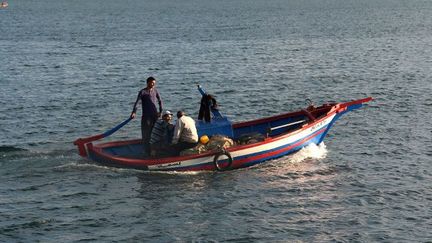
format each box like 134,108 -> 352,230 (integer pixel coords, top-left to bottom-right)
128,143 -> 348,241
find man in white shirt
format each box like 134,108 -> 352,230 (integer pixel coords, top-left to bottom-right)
170,111 -> 198,155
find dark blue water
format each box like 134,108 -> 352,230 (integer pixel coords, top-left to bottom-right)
1,0 -> 431,241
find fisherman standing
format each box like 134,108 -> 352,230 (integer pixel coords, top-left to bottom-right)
130,77 -> 163,155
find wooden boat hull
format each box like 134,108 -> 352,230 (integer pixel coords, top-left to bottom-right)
77,97 -> 371,171
88,115 -> 331,171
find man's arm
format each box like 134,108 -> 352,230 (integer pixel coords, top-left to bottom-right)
130,91 -> 141,118
156,90 -> 163,114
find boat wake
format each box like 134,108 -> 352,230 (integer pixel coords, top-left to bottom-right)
251,142 -> 331,180
255,142 -> 328,171
0,145 -> 27,153
54,162 -> 138,173
55,161 -> 205,176
286,142 -> 328,164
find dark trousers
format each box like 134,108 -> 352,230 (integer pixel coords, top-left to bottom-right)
141,117 -> 157,154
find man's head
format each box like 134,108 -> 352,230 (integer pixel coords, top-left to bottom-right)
162,110 -> 173,122
146,76 -> 156,89
177,110 -> 185,119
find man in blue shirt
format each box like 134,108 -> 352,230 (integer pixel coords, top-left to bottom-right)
130,77 -> 163,155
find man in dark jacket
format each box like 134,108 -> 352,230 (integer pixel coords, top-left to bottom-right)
130,77 -> 163,154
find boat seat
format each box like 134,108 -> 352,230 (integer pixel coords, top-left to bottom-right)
301,109 -> 316,122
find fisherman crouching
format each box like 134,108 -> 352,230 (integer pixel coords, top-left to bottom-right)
149,110 -> 174,157
170,111 -> 198,155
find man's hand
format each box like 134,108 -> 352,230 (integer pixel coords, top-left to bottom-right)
130,112 -> 136,119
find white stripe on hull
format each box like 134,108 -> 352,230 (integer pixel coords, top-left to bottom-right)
148,114 -> 335,170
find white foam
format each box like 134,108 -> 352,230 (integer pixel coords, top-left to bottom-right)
54,161 -> 206,175
287,142 -> 328,164
54,162 -> 135,173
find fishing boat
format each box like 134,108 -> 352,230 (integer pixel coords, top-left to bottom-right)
74,86 -> 372,171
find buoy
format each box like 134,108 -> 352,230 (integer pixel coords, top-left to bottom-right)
200,135 -> 209,144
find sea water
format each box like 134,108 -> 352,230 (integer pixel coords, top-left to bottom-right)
1,0 -> 431,241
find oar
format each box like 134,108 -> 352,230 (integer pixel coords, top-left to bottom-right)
74,117 -> 132,157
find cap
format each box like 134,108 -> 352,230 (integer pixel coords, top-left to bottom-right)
162,110 -> 172,117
